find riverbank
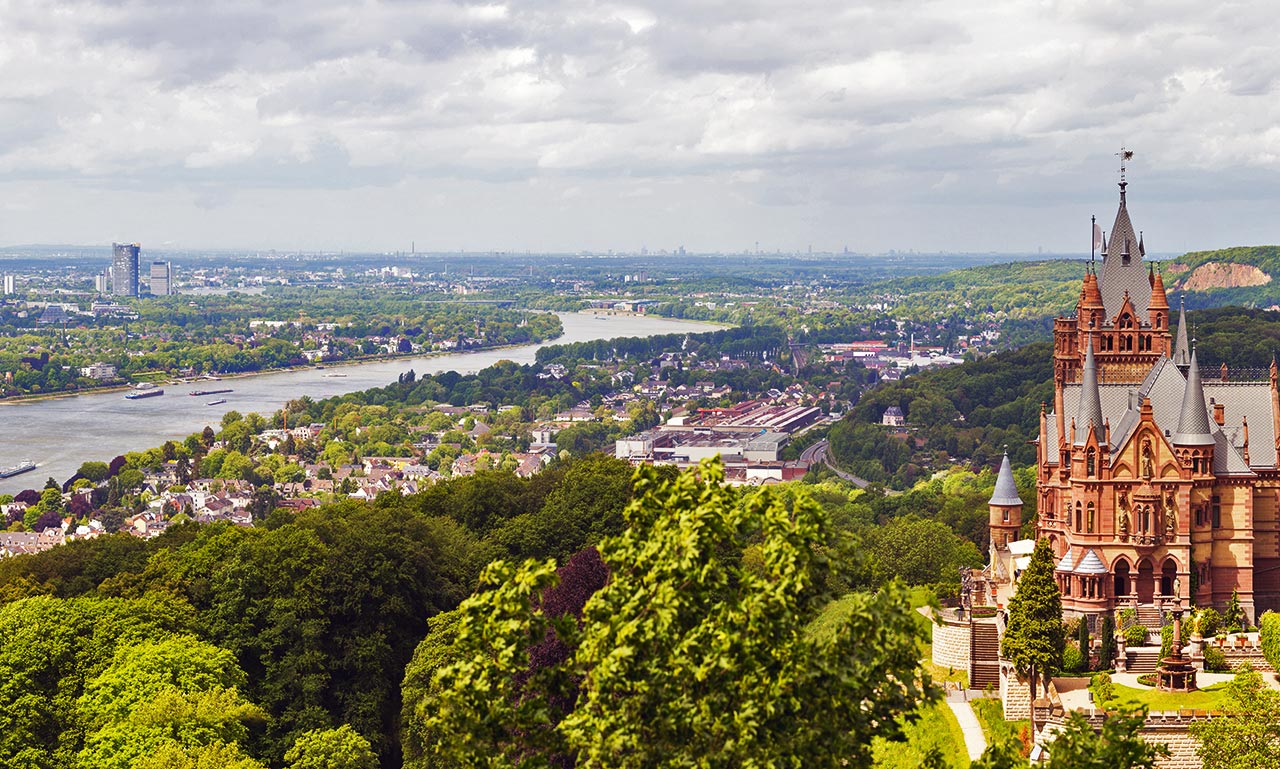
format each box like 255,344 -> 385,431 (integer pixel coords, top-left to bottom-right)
0,313 -> 729,493
0,334 -> 562,406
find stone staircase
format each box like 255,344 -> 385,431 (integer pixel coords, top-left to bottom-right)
1126,647 -> 1163,674
970,619 -> 1001,689
1136,605 -> 1165,630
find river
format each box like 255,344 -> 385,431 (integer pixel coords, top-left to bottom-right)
0,313 -> 721,493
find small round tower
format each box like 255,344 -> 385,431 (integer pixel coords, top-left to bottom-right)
989,452 -> 1024,550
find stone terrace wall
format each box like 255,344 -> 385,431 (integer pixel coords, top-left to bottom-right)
1001,663 -> 1031,720
931,614 -> 971,673
1049,709 -> 1210,769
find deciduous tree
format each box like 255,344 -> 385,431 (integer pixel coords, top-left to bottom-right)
1190,665 -> 1280,769
423,459 -> 933,768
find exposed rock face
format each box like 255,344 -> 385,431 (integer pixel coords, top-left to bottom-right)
1175,262 -> 1272,291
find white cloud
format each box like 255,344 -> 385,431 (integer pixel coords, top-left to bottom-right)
1,0 -> 1280,252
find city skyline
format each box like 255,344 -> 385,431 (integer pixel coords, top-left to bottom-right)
3,2 -> 1280,254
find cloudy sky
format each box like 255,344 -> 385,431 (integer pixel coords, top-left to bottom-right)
3,0 -> 1280,254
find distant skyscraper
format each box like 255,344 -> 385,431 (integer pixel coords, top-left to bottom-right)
149,260 -> 172,296
2,274 -> 13,295
95,271 -> 109,294
111,243 -> 140,297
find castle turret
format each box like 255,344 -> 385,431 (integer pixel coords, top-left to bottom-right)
1173,299 -> 1190,370
989,452 -> 1024,550
1076,335 -> 1104,445
1174,349 -> 1215,476
1149,264 -> 1169,353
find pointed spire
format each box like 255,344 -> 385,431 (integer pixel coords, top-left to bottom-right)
1173,349 -> 1215,446
1082,268 -> 1103,309
990,452 -> 1023,506
1075,335 -> 1104,445
1173,298 -> 1190,367
1150,265 -> 1169,310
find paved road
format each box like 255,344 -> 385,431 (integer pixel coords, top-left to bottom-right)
804,439 -> 901,495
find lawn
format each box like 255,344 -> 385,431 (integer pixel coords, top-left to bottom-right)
873,701 -> 969,768
971,697 -> 1029,748
1112,682 -> 1229,711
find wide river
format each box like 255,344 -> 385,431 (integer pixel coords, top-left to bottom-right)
0,313 -> 720,493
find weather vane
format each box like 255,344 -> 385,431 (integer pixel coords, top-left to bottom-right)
1117,147 -> 1134,184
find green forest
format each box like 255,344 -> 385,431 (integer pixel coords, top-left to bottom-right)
0,455 -> 971,769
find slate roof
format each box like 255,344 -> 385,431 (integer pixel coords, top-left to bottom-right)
1077,549 -> 1108,575
1055,549 -> 1076,572
1173,351 -> 1215,446
1075,337 -> 1104,445
1173,300 -> 1190,368
990,453 -> 1023,506
1098,186 -> 1152,320
1048,355 -> 1273,472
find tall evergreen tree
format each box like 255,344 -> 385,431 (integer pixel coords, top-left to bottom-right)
1098,613 -> 1117,671
1001,537 -> 1064,735
1077,615 -> 1091,672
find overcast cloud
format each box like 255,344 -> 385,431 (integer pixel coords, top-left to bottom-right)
2,0 -> 1279,254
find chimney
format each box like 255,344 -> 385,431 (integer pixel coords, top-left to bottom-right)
1212,399 -> 1225,426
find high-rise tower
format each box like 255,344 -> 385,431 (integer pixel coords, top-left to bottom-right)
111,243 -> 140,297
149,260 -> 172,296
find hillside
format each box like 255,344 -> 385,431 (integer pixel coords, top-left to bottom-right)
851,245 -> 1280,345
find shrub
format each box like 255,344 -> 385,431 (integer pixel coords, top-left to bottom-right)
1136,673 -> 1157,687
1063,643 -> 1085,674
1160,623 -> 1174,660
1089,672 -> 1117,708
1124,624 -> 1148,647
971,607 -> 997,619
1120,607 -> 1137,624
1197,607 -> 1222,638
1202,645 -> 1229,672
1261,611 -> 1280,671
1064,616 -> 1083,639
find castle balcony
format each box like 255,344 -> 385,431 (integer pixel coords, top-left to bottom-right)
1128,533 -> 1165,551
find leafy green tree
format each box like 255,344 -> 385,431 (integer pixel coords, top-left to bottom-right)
285,725 -> 378,769
400,610 -> 465,769
1001,538 -> 1064,735
1045,705 -> 1167,768
135,742 -> 267,769
1261,611 -> 1280,671
77,461 -> 111,483
863,514 -> 982,586
423,459 -> 933,768
1190,664 -> 1280,769
76,635 -> 266,769
0,594 -> 193,768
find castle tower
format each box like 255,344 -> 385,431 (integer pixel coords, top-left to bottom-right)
989,452 -> 1024,550
1173,349 -> 1215,475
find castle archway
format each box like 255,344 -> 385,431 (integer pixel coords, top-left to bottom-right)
1137,559 -> 1155,603
1161,558 -> 1178,597
1114,559 -> 1132,598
